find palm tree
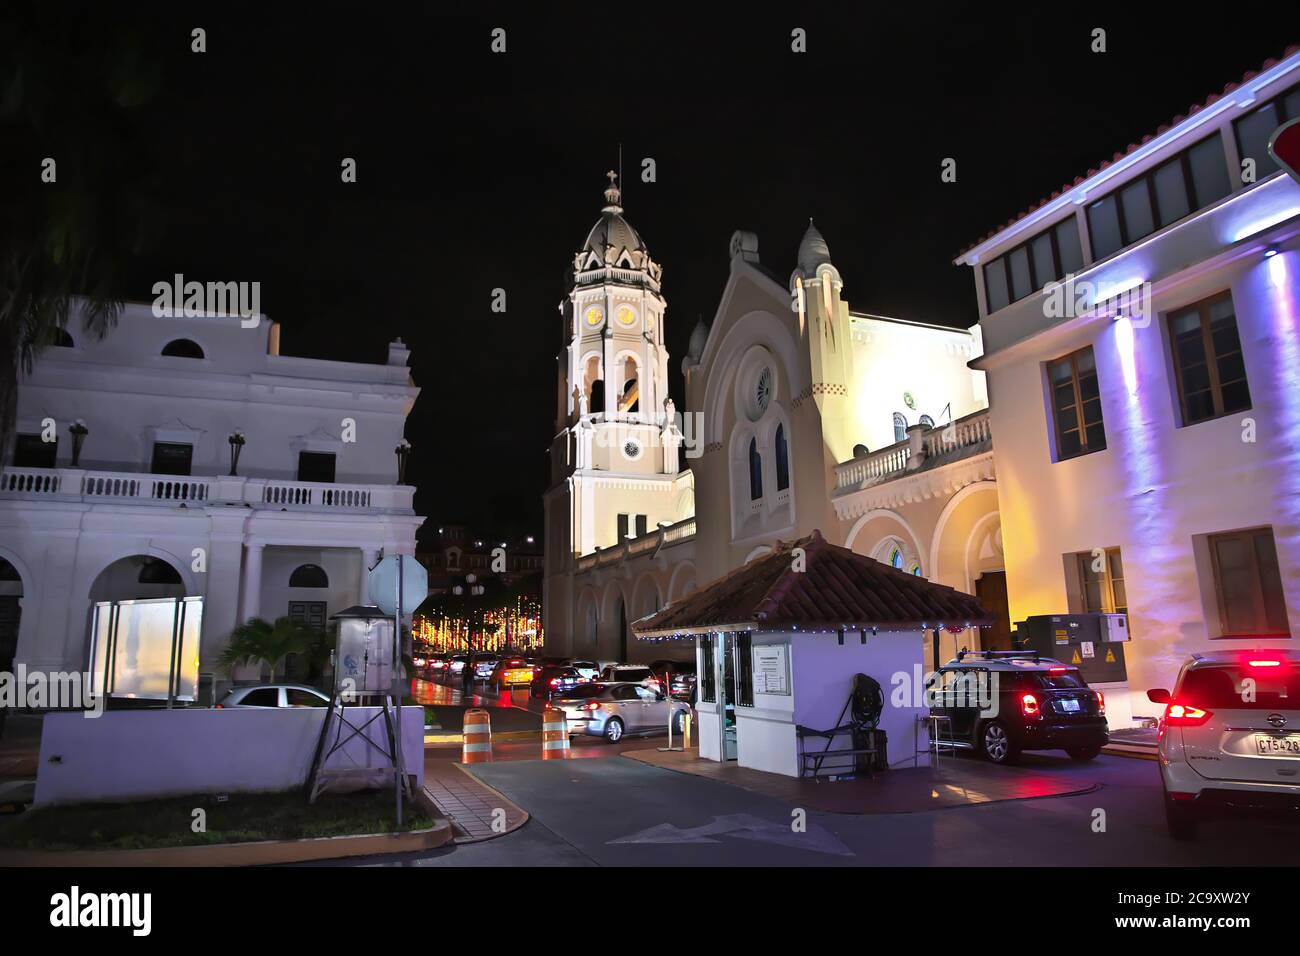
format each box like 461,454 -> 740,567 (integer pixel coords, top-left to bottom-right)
219,617 -> 319,684
0,12 -> 161,456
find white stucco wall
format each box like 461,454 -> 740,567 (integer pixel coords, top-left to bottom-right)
34,705 -> 426,806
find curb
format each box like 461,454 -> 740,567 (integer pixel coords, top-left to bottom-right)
1101,743 -> 1159,761
425,731 -> 543,746
446,764 -> 530,843
0,789 -> 454,867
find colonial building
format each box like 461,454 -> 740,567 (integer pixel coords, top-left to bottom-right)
545,176 -> 997,669
0,302 -> 423,698
955,47 -> 1300,726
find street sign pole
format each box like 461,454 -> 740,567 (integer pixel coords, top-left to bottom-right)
394,554 -> 404,828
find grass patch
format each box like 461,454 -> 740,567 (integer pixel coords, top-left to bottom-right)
0,788 -> 434,852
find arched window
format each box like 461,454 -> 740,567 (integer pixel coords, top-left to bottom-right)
748,437 -> 762,501
910,564 -> 922,576
774,424 -> 789,491
162,338 -> 205,359
919,415 -> 935,429
138,558 -> 182,584
893,412 -> 907,443
889,547 -> 904,570
289,564 -> 329,588
619,356 -> 639,413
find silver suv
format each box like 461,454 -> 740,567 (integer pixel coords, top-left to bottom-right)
1148,649 -> 1300,839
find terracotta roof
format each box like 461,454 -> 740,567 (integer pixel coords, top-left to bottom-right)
632,530 -> 991,637
955,45 -> 1300,260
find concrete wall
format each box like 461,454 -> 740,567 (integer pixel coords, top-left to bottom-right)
34,705 -> 425,806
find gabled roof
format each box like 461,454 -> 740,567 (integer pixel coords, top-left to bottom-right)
956,45 -> 1300,260
632,530 -> 990,638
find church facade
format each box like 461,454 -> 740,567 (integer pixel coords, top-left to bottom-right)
544,176 -> 1001,669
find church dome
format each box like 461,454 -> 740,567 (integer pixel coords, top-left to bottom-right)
573,172 -> 660,285
797,218 -> 832,275
687,316 -> 709,361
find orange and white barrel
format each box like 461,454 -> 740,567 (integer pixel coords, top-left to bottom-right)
462,708 -> 493,764
542,706 -> 571,759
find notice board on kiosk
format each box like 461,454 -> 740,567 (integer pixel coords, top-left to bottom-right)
1015,613 -> 1129,683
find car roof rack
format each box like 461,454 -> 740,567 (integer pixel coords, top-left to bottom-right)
956,649 -> 1042,662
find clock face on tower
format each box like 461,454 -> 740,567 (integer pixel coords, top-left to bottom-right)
616,306 -> 637,327
584,305 -> 604,328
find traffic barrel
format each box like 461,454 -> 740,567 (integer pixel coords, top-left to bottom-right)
542,706 -> 571,759
462,708 -> 493,764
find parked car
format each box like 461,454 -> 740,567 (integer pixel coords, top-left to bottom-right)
531,665 -> 587,699
554,682 -> 692,743
1149,649 -> 1300,840
928,651 -> 1108,765
568,659 -> 600,681
599,664 -> 661,691
651,659 -> 697,700
489,656 -> 537,691
216,684 -> 330,708
471,653 -> 501,681
446,654 -> 469,677
428,653 -> 450,675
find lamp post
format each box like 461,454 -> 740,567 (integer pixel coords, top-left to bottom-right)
451,572 -> 485,663
228,430 -> 246,476
395,439 -> 411,484
68,419 -> 88,467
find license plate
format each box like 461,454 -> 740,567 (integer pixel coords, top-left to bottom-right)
1255,734 -> 1300,756
1059,698 -> 1081,713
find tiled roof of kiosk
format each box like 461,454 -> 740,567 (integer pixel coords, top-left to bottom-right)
632,530 -> 991,638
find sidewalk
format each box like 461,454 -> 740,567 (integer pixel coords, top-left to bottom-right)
422,759 -> 529,842
623,747 -> 1098,814
1102,726 -> 1159,760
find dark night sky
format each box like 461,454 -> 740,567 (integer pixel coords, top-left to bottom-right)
13,6 -> 1298,544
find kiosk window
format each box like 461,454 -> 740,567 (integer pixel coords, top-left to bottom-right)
737,633 -> 754,707
701,639 -> 717,702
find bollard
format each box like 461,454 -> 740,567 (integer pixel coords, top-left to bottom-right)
683,711 -> 692,750
462,708 -> 493,764
542,705 -> 572,759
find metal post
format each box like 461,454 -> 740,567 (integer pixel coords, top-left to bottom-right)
394,554 -> 404,828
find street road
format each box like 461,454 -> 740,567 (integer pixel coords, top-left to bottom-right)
348,747 -> 1300,867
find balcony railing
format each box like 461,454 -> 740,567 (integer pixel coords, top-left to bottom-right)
574,516 -> 696,572
833,408 -> 992,492
0,467 -> 413,512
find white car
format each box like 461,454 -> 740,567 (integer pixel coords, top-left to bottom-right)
216,684 -> 330,708
1148,649 -> 1300,839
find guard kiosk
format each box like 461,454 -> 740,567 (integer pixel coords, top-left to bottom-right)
632,531 -> 991,778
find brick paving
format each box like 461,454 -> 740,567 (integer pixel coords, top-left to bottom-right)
422,761 -> 528,842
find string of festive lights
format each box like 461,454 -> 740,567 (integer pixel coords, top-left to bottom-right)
413,593 -> 544,653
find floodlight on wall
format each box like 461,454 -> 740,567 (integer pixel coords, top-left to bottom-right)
228,430 -> 246,476
69,419 -> 88,467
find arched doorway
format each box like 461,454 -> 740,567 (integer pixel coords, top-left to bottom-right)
0,556 -> 22,685
86,554 -> 197,702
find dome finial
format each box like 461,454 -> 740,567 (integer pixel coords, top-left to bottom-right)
602,169 -> 622,212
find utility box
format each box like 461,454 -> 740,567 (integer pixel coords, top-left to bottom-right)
1015,613 -> 1129,684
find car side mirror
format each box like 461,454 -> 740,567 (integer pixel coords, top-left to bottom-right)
1146,688 -> 1171,704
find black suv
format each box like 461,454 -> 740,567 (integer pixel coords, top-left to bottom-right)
928,651 -> 1108,764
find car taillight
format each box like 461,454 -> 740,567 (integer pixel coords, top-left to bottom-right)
1248,659 -> 1282,668
549,678 -> 560,687
1048,667 -> 1067,675
1095,690 -> 1105,715
1164,702 -> 1212,727
1020,693 -> 1040,718
582,701 -> 601,711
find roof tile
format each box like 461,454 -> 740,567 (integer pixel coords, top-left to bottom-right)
633,530 -> 990,637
